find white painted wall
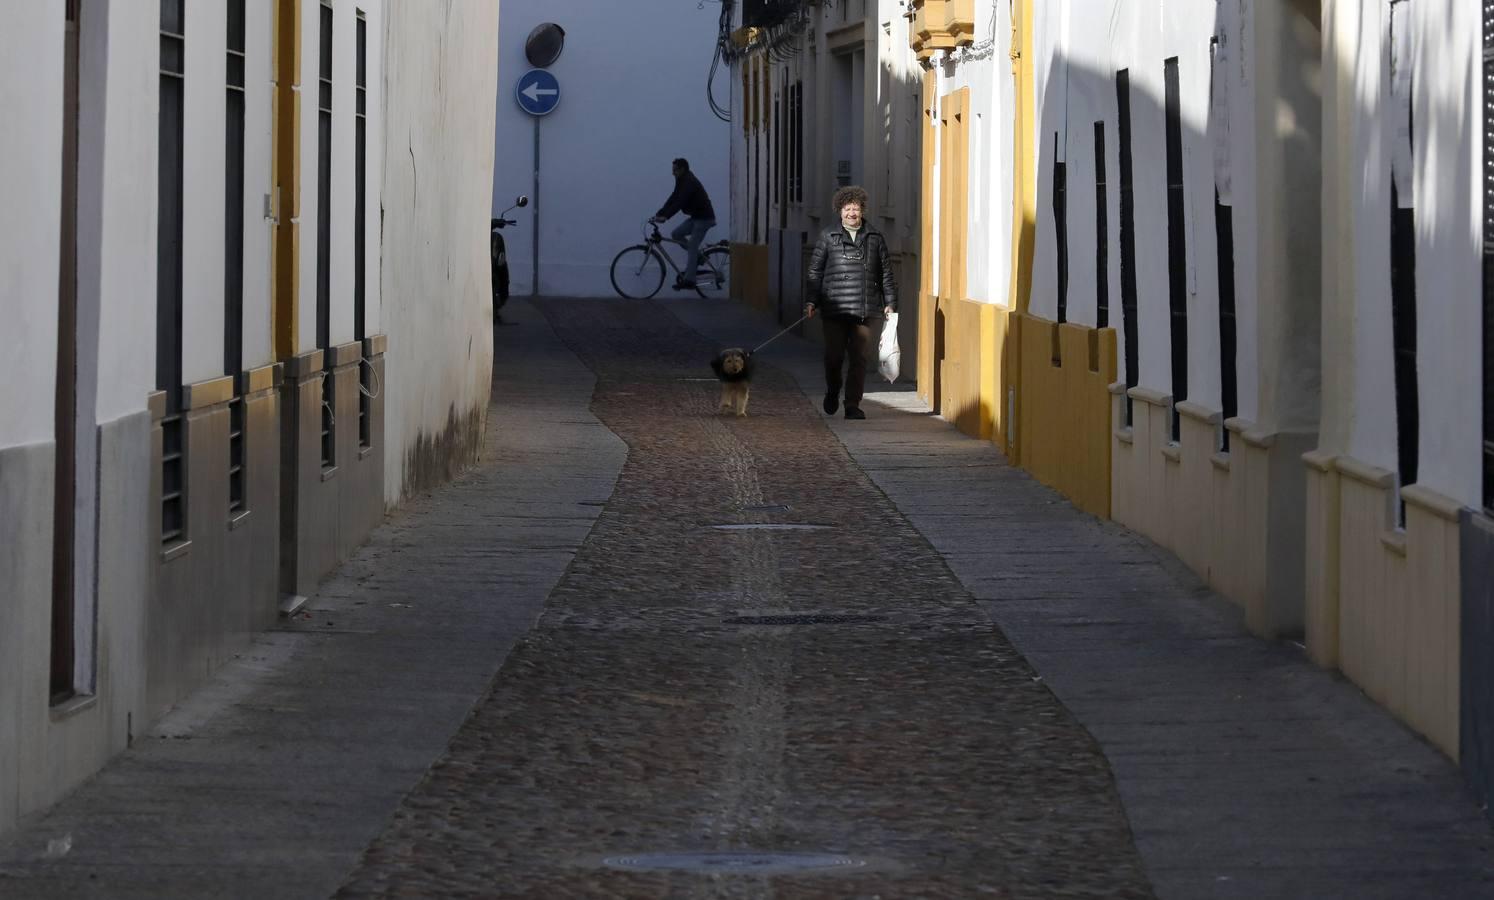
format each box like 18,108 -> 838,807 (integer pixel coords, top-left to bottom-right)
0,4 -> 64,447
181,0 -> 228,385
1019,0 -> 1269,417
1408,0 -> 1481,507
241,1 -> 276,370
170,0 -> 280,378
298,0 -> 383,351
1326,0 -> 1483,507
1,0 -> 158,838
381,0 -> 500,501
941,0 -> 1012,306
0,0 -> 156,437
1346,2 -> 1398,474
492,0 -> 731,297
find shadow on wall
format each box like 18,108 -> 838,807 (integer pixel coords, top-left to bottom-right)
994,0 -> 1494,810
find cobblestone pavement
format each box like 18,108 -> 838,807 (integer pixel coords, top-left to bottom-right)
336,299 -> 1153,898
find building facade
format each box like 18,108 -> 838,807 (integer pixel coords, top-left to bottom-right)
723,0 -> 923,362
908,0 -> 1487,771
725,0 -> 1492,798
0,0 -> 499,835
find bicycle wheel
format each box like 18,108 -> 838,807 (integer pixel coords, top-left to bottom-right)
610,246 -> 665,299
695,246 -> 731,299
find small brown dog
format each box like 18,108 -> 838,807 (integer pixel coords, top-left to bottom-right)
710,348 -> 753,417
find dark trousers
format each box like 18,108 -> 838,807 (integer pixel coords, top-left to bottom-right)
822,315 -> 875,410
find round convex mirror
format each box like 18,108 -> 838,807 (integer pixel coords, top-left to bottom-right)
524,23 -> 565,68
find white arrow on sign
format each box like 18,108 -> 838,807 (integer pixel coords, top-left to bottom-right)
521,82 -> 558,103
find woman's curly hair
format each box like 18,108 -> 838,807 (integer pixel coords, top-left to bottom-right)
831,185 -> 869,212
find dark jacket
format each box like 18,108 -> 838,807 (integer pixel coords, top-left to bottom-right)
806,225 -> 898,319
656,171 -> 716,221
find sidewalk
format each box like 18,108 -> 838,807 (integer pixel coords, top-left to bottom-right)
665,296 -> 1494,898
0,296 -> 1490,898
0,299 -> 628,898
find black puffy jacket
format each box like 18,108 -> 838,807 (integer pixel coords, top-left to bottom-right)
806,226 -> 898,319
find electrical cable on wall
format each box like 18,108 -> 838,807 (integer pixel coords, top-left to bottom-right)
709,0 -> 735,121
358,356 -> 382,399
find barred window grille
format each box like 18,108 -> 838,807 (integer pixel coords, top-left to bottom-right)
159,0 -> 187,545
1483,0 -> 1494,513
1211,35 -> 1238,453
1163,57 -> 1190,444
321,371 -> 335,469
316,1 -> 332,353
356,11 -> 371,449
226,0 -> 247,515
161,414 -> 186,542
54,0 -> 83,703
1094,121 -> 1108,330
1389,0 -> 1418,524
1052,131 -> 1069,328
228,397 -> 246,514
1115,69 -> 1140,426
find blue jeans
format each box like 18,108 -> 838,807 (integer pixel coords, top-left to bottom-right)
671,217 -> 715,283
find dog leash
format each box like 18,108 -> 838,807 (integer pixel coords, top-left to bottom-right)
749,313 -> 809,355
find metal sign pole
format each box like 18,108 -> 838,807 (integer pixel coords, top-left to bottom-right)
531,116 -> 540,297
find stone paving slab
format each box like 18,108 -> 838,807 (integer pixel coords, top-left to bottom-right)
0,299 -> 627,899
665,296 -> 1494,899
335,299 -> 1151,898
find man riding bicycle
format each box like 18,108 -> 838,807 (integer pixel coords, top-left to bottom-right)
650,158 -> 716,291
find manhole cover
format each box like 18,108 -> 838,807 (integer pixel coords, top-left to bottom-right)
722,614 -> 888,626
602,851 -> 865,874
709,523 -> 831,531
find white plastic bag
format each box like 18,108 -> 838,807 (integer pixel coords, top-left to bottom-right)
878,312 -> 901,383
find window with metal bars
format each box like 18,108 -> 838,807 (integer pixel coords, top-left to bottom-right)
1053,131 -> 1069,328
317,1 -> 332,354
1210,35 -> 1238,452
792,80 -> 804,204
159,0 -> 187,545
1484,0 -> 1494,514
53,0 -> 82,703
1215,189 -> 1238,452
1116,69 -> 1140,425
321,371 -> 336,470
227,0 -> 246,513
228,397 -> 246,514
1094,121 -> 1108,330
775,80 -> 783,213
1389,0 -> 1418,523
1163,57 -> 1189,443
356,11 -> 371,449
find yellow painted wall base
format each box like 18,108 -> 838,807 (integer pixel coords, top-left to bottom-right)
935,297 -> 1004,441
1016,314 -> 1114,519
1305,459 -> 1462,758
918,290 -> 937,408
730,243 -> 771,317
1111,393 -> 1312,639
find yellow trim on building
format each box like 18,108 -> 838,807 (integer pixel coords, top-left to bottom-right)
272,0 -> 301,360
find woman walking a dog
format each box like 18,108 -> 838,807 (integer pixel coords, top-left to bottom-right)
804,186 -> 898,420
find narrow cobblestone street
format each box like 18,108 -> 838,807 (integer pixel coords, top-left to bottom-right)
335,300 -> 1150,897
3,298 -> 1493,899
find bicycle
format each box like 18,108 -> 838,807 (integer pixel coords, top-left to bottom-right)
610,220 -> 731,299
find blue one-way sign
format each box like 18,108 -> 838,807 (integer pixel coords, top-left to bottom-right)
515,70 -> 561,117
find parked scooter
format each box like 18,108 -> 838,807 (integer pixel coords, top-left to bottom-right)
491,195 -> 529,321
